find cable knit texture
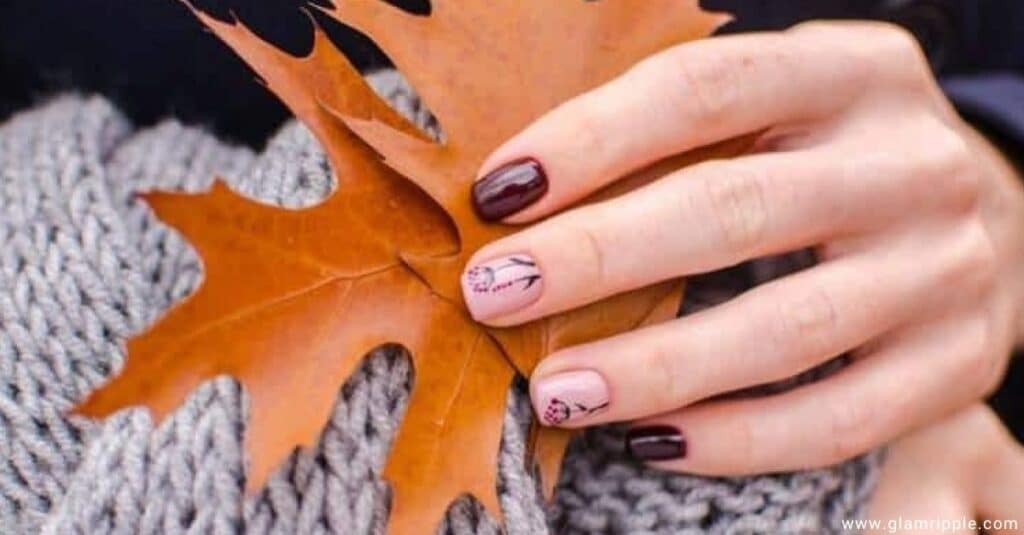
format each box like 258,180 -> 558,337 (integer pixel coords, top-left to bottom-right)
0,70 -> 880,535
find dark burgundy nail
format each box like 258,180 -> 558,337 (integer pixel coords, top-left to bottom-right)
472,158 -> 548,222
626,426 -> 687,461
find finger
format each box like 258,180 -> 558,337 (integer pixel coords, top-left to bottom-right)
471,23 -> 908,222
462,141 -> 969,325
527,222 -> 988,427
623,311 -> 995,475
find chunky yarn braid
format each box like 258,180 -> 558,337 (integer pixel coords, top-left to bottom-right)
0,71 -> 880,535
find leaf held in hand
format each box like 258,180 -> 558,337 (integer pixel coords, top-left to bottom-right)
76,1 -> 733,532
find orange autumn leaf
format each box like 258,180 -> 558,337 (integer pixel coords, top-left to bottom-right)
76,1 -> 733,533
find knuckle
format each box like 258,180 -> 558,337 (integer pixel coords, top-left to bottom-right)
942,168 -> 983,214
701,163 -> 771,254
825,396 -> 879,464
947,220 -> 999,296
671,49 -> 745,123
647,344 -> 688,410
916,125 -> 979,208
873,22 -> 927,64
974,353 -> 1003,400
935,126 -> 974,172
788,20 -> 832,35
732,415 -> 763,470
867,23 -> 932,88
565,218 -> 611,293
970,224 -> 1000,288
962,348 -> 998,402
963,351 -> 992,396
964,314 -> 996,359
565,100 -> 610,159
787,20 -> 861,57
793,21 -> 930,91
770,284 -> 840,358
959,313 -> 1006,398
976,363 -> 1006,408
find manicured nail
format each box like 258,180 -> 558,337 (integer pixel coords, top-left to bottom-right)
462,254 -> 543,320
472,158 -> 548,222
626,426 -> 687,461
532,370 -> 610,426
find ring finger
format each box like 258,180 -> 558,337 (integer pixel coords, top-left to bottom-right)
528,222 -> 986,428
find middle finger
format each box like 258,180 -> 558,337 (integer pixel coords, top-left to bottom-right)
462,146 -> 932,326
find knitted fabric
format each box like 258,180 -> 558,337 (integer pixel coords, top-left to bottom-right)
0,70 -> 881,535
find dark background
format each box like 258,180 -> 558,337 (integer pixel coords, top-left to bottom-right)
10,0 -> 1024,148
0,0 -> 1021,440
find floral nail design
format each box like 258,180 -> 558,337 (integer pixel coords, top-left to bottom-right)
465,256 -> 541,294
461,254 -> 544,320
542,397 -> 610,426
532,369 -> 610,427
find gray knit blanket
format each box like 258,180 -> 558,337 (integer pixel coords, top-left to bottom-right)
0,71 -> 881,535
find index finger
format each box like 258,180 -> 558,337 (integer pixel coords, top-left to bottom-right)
471,23 -> 903,223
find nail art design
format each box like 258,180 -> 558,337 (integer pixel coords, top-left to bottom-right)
465,256 -> 541,294
542,397 -> 610,426
532,370 -> 610,427
461,254 -> 543,320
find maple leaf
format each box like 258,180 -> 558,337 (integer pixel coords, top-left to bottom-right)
76,1 -> 738,532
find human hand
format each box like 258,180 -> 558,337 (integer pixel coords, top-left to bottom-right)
459,21 -> 1024,474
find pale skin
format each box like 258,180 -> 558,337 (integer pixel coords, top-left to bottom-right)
464,21 -> 1024,476
869,405 -> 1024,533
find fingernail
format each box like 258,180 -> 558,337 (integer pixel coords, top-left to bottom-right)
461,254 -> 543,320
626,426 -> 687,461
472,158 -> 548,222
532,370 -> 610,426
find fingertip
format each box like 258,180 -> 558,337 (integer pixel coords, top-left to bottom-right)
471,157 -> 549,223
626,424 -> 689,462
460,252 -> 544,322
530,369 -> 610,428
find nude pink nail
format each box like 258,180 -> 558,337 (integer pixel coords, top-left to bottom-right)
532,370 -> 610,427
461,254 -> 543,320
